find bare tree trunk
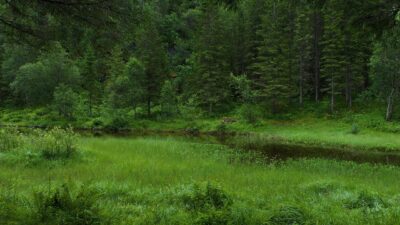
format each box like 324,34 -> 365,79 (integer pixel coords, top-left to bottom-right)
386,88 -> 395,121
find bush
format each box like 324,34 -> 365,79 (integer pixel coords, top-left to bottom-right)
351,124 -> 360,135
181,183 -> 232,225
33,184 -> 101,225
105,115 -> 129,131
268,206 -> 307,225
346,191 -> 386,210
215,123 -> 228,134
0,127 -> 22,152
185,123 -> 200,136
238,104 -> 263,124
0,191 -> 30,224
53,84 -> 79,120
29,127 -> 79,160
181,183 -> 232,211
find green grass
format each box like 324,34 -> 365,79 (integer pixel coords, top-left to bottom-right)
3,107 -> 400,153
2,136 -> 400,224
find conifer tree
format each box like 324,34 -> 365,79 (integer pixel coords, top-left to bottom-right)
81,45 -> 100,116
321,3 -> 345,113
136,6 -> 168,117
252,1 -> 296,113
191,1 -> 231,114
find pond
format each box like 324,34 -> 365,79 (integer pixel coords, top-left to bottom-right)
85,129 -> 400,166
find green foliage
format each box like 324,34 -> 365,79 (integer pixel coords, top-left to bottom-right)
190,2 -> 233,114
181,183 -> 232,211
238,104 -> 263,124
0,0 -> 399,121
231,74 -> 253,103
3,136 -> 400,224
11,43 -> 80,106
0,127 -> 21,152
53,85 -> 79,120
28,127 -> 79,160
185,122 -> 201,136
160,80 -> 178,117
268,206 -> 308,225
33,184 -> 101,225
181,183 -> 232,225
346,191 -> 387,210
135,9 -> 168,116
370,21 -> 400,120
0,190 -> 30,225
351,124 -> 360,135
215,123 -> 228,134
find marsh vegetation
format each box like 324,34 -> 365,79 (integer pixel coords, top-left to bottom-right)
1,128 -> 400,224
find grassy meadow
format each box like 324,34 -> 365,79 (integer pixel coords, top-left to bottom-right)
2,130 -> 400,224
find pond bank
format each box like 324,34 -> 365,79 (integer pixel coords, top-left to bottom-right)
3,123 -> 400,166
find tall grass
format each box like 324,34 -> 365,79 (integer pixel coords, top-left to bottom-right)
0,127 -> 80,165
2,137 -> 400,224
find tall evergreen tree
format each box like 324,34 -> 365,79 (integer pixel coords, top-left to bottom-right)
190,1 -> 232,114
252,0 -> 296,113
136,6 -> 168,116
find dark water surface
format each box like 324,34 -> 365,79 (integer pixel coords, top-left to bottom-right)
83,129 -> 400,166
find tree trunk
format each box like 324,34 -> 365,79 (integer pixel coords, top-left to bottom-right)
386,88 -> 395,121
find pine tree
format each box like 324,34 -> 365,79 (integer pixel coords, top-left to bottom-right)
160,80 -> 178,117
294,4 -> 313,106
191,1 -> 232,114
321,3 -> 346,113
252,1 -> 296,113
81,45 -> 100,116
136,6 -> 168,117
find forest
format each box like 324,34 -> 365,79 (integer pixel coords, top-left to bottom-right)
0,0 -> 399,123
3,1 -> 400,225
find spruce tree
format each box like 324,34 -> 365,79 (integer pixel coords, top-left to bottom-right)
252,0 -> 296,113
136,6 -> 168,117
191,1 -> 231,114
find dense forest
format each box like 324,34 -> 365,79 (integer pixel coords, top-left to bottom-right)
1,0 -> 400,123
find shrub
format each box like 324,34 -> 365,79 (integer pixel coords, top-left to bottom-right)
180,183 -> 232,225
160,80 -> 178,118
185,123 -> 200,136
33,184 -> 101,225
53,84 -> 79,120
0,191 -> 30,224
351,124 -> 360,135
0,127 -> 22,152
215,123 -> 228,134
29,127 -> 79,160
346,191 -> 386,210
181,183 -> 232,211
238,104 -> 263,125
305,181 -> 342,196
105,116 -> 129,131
195,210 -> 230,225
268,206 -> 307,225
